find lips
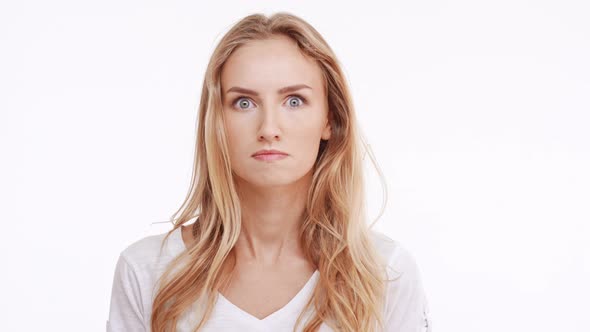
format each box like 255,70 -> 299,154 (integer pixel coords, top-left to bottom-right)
251,149 -> 288,157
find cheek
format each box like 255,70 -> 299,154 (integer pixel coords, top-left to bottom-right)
223,116 -> 245,155
289,114 -> 325,142
224,112 -> 245,137
288,119 -> 324,160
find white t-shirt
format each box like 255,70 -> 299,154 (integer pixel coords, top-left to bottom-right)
106,227 -> 432,331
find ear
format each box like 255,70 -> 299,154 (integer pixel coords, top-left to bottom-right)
321,118 -> 331,140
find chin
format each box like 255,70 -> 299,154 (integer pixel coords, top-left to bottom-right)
245,177 -> 298,188
233,170 -> 304,189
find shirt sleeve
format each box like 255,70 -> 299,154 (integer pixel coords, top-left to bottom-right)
382,245 -> 432,332
106,254 -> 147,332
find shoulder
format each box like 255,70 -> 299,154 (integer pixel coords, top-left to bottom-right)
368,229 -> 432,331
119,232 -> 166,262
108,231 -> 180,330
118,229 -> 183,273
368,229 -> 420,278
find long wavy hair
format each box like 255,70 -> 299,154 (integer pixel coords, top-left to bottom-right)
151,12 -> 390,332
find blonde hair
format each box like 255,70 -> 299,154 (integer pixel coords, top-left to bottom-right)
151,12 -> 390,332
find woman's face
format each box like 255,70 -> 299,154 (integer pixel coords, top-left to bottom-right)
220,35 -> 331,188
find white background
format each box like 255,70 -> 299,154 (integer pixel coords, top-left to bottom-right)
2,0 -> 589,331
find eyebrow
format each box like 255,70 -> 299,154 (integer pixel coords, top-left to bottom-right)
225,84 -> 312,96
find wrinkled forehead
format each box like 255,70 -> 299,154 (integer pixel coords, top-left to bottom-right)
220,36 -> 325,99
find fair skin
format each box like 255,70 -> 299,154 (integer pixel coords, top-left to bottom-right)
181,34 -> 331,319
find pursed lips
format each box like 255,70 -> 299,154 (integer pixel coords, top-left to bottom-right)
251,149 -> 288,157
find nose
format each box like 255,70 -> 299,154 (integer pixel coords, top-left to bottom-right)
257,107 -> 282,142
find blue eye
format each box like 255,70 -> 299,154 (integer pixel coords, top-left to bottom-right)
231,94 -> 307,111
286,95 -> 306,108
234,97 -> 254,110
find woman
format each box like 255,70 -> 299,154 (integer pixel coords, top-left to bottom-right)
107,12 -> 431,332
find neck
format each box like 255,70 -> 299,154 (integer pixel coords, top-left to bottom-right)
233,171 -> 312,267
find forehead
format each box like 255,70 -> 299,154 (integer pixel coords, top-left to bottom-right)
220,35 -> 324,95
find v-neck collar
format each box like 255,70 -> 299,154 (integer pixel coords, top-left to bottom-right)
216,269 -> 319,326
169,226 -> 320,328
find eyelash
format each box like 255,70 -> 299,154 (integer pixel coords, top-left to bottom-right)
231,94 -> 307,111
